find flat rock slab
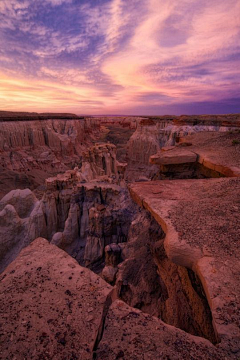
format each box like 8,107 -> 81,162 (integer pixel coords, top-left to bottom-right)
130,178 -> 240,257
95,300 -> 223,360
0,238 -> 113,360
180,131 -> 240,176
129,178 -> 240,357
150,148 -> 197,165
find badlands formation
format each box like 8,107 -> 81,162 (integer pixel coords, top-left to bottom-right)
0,111 -> 240,359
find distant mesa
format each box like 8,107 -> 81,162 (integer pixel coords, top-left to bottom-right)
0,110 -> 83,122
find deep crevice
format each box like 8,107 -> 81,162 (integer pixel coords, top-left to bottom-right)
42,177 -> 219,346
92,288 -> 116,359
152,237 -> 218,343
115,210 -> 219,345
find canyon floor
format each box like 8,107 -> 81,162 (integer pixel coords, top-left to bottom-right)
0,112 -> 240,359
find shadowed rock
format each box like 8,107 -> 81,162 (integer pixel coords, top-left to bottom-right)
95,300 -> 224,360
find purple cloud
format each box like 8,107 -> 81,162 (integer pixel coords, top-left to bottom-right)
0,0 -> 239,114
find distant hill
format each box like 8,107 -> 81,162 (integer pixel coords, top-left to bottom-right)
0,111 -> 84,122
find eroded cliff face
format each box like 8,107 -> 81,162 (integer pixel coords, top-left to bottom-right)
47,181 -> 136,271
111,210 -> 217,344
0,142 -> 135,273
1,115 -> 238,194
0,182 -> 220,347
0,118 -> 100,198
1,114 -> 240,358
0,184 -> 137,273
0,183 -> 218,345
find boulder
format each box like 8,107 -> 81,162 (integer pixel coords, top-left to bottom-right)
102,265 -> 118,284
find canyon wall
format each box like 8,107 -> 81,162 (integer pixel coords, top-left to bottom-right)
0,179 -> 218,344
0,184 -> 136,273
1,113 -> 240,358
1,113 -> 239,194
0,143 -> 136,274
0,118 -> 100,198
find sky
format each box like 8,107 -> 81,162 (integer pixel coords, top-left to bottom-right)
0,0 -> 240,115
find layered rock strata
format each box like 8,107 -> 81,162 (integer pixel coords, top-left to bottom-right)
1,114 -> 240,359
0,118 -> 100,198
1,114 -> 240,194
80,143 -> 123,182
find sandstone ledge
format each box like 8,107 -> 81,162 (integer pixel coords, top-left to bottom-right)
182,131 -> 240,176
149,131 -> 240,178
129,179 -> 240,357
150,148 -> 197,165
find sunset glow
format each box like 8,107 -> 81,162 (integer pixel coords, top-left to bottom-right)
0,0 -> 240,114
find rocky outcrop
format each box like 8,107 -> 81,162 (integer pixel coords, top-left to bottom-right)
125,120 -> 161,181
0,189 -> 47,272
102,243 -> 122,283
125,118 -> 239,181
150,131 -> 240,179
129,179 -> 240,357
80,143 -> 120,182
1,184 -> 218,344
115,211 -> 165,317
0,188 -> 38,218
1,115 -> 239,195
0,238 -> 114,360
150,147 -> 197,165
0,238 -> 228,359
0,140 -> 130,271
0,179 -> 137,273
0,118 -> 100,153
0,136 -> 132,272
95,300 -> 223,360
150,146 -> 199,179
112,207 -> 217,343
